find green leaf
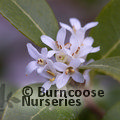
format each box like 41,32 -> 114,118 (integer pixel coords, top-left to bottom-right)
2,84 -> 83,120
7,102 -> 13,108
91,75 -> 120,110
10,97 -> 21,103
79,56 -> 120,81
76,108 -> 98,120
102,102 -> 120,120
0,82 -> 17,119
89,0 -> 120,60
0,0 -> 58,47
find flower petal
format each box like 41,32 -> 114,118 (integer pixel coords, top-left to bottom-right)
41,47 -> 48,56
47,50 -> 56,58
69,59 -> 81,68
41,71 -> 51,79
77,28 -> 85,38
84,22 -> 98,31
79,58 -> 85,63
54,62 -> 67,72
57,28 -> 66,46
37,65 -> 46,74
69,18 -> 81,30
83,37 -> 94,46
73,58 -> 85,64
27,43 -> 41,60
70,35 -> 79,53
78,46 -> 93,57
42,81 -> 52,91
25,61 -> 38,75
87,59 -> 94,65
74,29 -> 85,45
41,35 -> 56,50
83,69 -> 90,86
60,22 -> 73,33
91,46 -> 100,53
56,73 -> 70,89
47,60 -> 56,73
72,70 -> 84,83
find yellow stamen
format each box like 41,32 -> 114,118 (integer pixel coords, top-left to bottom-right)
75,47 -> 80,54
59,45 -> 62,49
65,67 -> 75,75
70,69 -> 75,73
47,70 -> 55,76
55,41 -> 62,50
49,78 -> 55,82
65,43 -> 72,49
81,43 -> 84,46
73,26 -> 76,33
72,53 -> 74,56
37,58 -> 44,65
65,69 -> 69,75
55,41 -> 59,49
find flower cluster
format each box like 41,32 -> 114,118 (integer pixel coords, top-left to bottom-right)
26,18 -> 100,91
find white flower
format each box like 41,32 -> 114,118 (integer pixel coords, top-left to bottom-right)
60,18 -> 98,47
25,43 -> 51,75
81,59 -> 94,86
54,59 -> 84,89
41,28 -> 71,58
40,60 -> 59,91
69,36 -> 100,60
55,50 -> 72,64
60,18 -> 100,61
60,18 -> 98,36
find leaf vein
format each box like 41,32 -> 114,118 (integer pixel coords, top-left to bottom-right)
101,39 -> 120,59
89,64 -> 120,72
11,0 -> 46,35
31,106 -> 46,120
102,9 -> 120,59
